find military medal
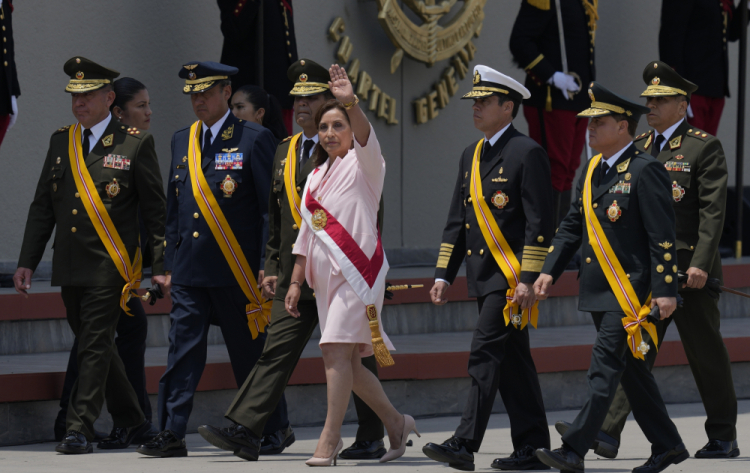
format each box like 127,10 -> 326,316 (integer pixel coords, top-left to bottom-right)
638,341 -> 650,355
311,209 -> 328,231
511,314 -> 522,327
606,200 -> 622,222
106,178 -> 121,198
491,190 -> 509,209
672,181 -> 685,202
221,175 -> 237,197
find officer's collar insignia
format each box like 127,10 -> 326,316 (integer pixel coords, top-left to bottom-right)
221,124 -> 234,140
669,135 -> 682,150
616,158 -> 631,173
658,241 -> 673,249
299,73 -> 308,83
473,70 -> 481,85
222,147 -> 239,153
102,134 -> 113,147
651,76 -> 660,85
76,71 -> 84,80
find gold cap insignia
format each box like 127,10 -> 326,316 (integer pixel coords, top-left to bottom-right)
184,64 -> 198,70
299,73 -> 308,83
75,71 -> 84,80
654,63 -> 658,68
75,58 -> 81,64
300,59 -> 306,66
473,70 -> 481,85
188,72 -> 196,80
651,76 -> 660,85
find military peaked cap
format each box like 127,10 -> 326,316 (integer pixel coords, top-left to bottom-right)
578,81 -> 650,120
462,65 -> 530,102
179,61 -> 238,94
287,59 -> 330,96
641,60 -> 698,98
63,57 -> 119,93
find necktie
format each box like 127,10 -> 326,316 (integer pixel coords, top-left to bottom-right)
482,141 -> 492,160
599,161 -> 610,185
82,129 -> 92,156
301,139 -> 314,168
651,135 -> 665,157
202,129 -> 213,157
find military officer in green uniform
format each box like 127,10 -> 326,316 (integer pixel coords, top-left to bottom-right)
13,57 -> 166,454
198,58 -> 387,461
589,62 -> 738,460
534,82 -> 688,473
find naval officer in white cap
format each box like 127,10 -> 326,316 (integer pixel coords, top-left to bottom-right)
423,65 -> 554,471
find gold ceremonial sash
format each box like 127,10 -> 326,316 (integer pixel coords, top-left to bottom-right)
186,121 -> 269,338
283,132 -> 303,228
68,124 -> 142,315
469,139 -> 539,329
582,154 -> 658,359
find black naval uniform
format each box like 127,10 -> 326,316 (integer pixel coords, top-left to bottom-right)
0,0 -> 19,147
434,124 -> 553,454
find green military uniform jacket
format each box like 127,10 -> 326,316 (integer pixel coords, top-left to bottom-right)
18,118 -> 166,286
634,119 -> 727,283
265,134 -> 385,301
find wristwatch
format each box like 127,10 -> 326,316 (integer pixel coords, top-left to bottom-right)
343,95 -> 359,110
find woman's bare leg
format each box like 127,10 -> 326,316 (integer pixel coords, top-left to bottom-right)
314,342 -> 356,458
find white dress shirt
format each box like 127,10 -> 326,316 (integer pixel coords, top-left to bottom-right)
299,133 -> 319,164
82,113 -> 112,155
653,118 -> 685,152
601,141 -> 634,169
201,109 -> 231,148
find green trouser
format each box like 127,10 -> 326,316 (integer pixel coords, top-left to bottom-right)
601,289 -> 737,443
60,286 -> 145,441
226,298 -> 384,441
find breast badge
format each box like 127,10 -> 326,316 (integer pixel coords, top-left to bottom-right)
491,167 -> 508,183
606,200 -> 622,222
105,178 -> 121,198
672,181 -> 685,202
491,190 -> 509,209
311,209 -> 328,231
221,175 -> 237,197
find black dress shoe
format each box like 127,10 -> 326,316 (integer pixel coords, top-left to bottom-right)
197,423 -> 261,461
695,439 -> 740,458
339,439 -> 387,460
132,421 -> 160,446
55,431 -> 93,454
422,436 -> 475,471
632,443 -> 689,473
136,430 -> 188,458
535,445 -> 584,473
98,420 -> 152,449
555,420 -> 619,459
492,445 -> 550,470
259,425 -> 296,455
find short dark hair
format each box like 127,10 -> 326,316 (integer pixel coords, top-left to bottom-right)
234,84 -> 288,140
497,95 -> 521,119
312,99 -> 351,166
610,112 -> 638,137
110,77 -> 146,111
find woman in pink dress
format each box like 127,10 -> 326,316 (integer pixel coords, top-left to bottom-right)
285,65 -> 419,466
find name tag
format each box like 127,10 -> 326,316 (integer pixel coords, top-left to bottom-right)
665,161 -> 691,172
215,153 -> 243,170
608,181 -> 631,194
103,154 -> 130,170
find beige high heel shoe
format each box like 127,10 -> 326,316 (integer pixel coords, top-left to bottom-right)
380,414 -> 421,463
305,438 -> 344,467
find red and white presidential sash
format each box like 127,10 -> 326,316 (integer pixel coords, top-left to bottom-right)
299,169 -> 393,367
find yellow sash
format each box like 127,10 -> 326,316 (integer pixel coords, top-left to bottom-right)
582,154 -> 658,359
186,121 -> 270,338
283,132 -> 303,228
469,139 -> 539,329
68,124 -> 142,315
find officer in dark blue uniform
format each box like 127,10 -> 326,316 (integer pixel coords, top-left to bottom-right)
137,61 -> 289,457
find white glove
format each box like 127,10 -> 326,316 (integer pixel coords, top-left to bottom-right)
8,95 -> 17,131
548,72 -> 579,100
687,102 -> 694,118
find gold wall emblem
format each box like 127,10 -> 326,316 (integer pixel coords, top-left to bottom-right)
376,0 -> 487,66
311,209 -> 328,231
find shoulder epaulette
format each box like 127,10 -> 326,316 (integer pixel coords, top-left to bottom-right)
53,125 -> 71,135
685,127 -> 711,141
634,130 -> 652,141
281,135 -> 293,143
527,0 -> 550,10
117,125 -> 144,139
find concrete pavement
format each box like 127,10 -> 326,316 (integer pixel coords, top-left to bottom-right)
1,400 -> 748,472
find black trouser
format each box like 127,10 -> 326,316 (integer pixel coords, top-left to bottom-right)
601,289 -> 737,442
562,311 -> 682,458
60,286 -> 145,440
226,298 -> 384,441
58,297 -> 151,424
454,291 -> 550,452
